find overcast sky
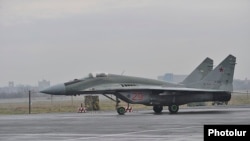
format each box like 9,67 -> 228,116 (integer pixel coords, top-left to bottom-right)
0,0 -> 249,86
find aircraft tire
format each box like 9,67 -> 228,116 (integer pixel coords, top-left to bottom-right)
117,107 -> 126,115
153,105 -> 163,114
168,105 -> 179,114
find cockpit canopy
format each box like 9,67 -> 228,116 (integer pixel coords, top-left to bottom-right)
65,72 -> 109,85
88,72 -> 108,78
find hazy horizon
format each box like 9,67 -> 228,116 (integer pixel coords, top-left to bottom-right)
0,0 -> 249,86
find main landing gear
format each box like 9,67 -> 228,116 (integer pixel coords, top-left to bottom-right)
153,105 -> 163,114
153,105 -> 179,114
168,104 -> 179,114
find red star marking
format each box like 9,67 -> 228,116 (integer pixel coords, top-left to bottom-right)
219,67 -> 224,72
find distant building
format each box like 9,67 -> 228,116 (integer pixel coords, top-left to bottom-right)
158,73 -> 186,83
244,78 -> 248,85
158,73 -> 174,82
233,79 -> 250,91
38,80 -> 50,91
172,75 -> 187,83
8,81 -> 14,88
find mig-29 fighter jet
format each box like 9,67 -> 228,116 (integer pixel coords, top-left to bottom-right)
41,55 -> 235,115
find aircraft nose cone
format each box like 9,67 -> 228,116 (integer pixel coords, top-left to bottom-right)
40,83 -> 65,95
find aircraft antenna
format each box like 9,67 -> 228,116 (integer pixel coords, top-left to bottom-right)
121,70 -> 125,75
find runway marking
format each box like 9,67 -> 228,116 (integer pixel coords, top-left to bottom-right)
0,134 -> 201,141
0,125 -> 200,141
64,125 -> 200,141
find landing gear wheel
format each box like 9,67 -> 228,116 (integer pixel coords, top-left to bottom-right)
117,107 -> 126,115
168,105 -> 179,114
153,105 -> 163,114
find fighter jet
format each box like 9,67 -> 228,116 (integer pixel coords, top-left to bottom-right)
41,54 -> 236,115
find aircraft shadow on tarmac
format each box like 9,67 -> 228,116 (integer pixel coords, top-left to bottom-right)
142,110 -> 232,115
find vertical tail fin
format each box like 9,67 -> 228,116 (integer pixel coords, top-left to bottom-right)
181,57 -> 213,85
187,54 -> 236,91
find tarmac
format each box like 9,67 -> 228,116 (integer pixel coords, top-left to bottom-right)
0,105 -> 250,141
